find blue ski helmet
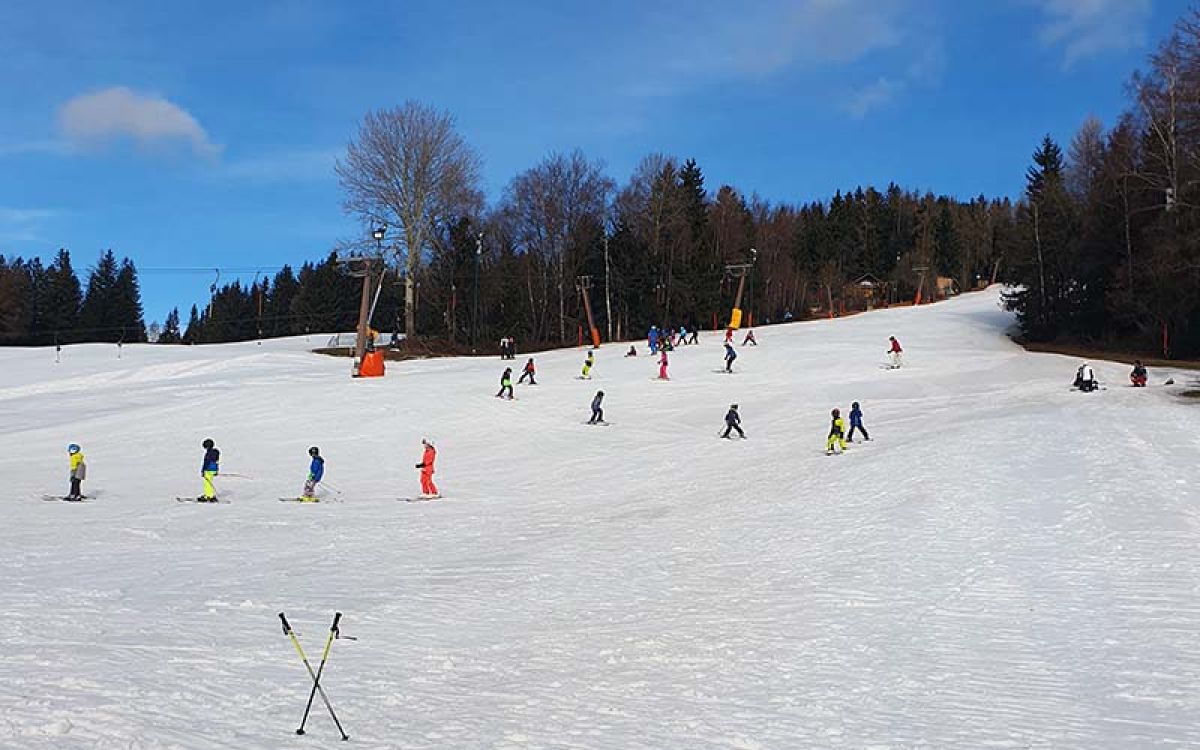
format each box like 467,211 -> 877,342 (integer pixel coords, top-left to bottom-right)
67,443 -> 80,454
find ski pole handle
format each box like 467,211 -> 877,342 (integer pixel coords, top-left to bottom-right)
279,612 -> 293,635
331,612 -> 342,635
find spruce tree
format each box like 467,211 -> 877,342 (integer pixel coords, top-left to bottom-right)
41,249 -> 82,343
79,249 -> 121,341
114,259 -> 147,342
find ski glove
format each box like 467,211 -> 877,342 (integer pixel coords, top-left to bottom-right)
415,463 -> 425,469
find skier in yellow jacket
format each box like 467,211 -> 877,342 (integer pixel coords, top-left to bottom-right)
67,443 -> 86,500
826,409 -> 847,455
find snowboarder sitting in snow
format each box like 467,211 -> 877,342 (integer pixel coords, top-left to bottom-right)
589,390 -> 605,424
581,350 -> 595,379
847,401 -> 869,442
722,404 -> 745,439
1074,363 -> 1097,392
625,345 -> 637,357
67,443 -> 86,500
199,438 -> 220,501
496,367 -> 514,399
826,409 -> 847,455
518,357 -> 537,385
724,342 -> 738,372
1130,360 -> 1148,387
742,330 -> 757,346
887,336 -> 903,368
302,446 -> 324,501
415,439 -> 439,499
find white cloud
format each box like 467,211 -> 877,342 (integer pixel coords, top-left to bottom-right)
1035,0 -> 1152,68
0,207 -> 59,243
842,78 -> 903,119
218,147 -> 340,183
57,86 -> 220,157
0,140 -> 70,158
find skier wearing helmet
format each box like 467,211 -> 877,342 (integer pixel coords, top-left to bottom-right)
415,439 -> 439,499
199,438 -> 220,501
67,443 -> 86,500
588,390 -> 606,425
722,404 -> 745,439
302,446 -> 325,501
826,409 -> 847,455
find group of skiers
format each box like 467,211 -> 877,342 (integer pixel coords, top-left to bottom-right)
1073,359 -> 1154,392
498,337 -> 518,360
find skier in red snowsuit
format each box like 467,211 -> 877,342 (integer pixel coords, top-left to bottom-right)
415,439 -> 439,498
887,336 -> 904,368
658,349 -> 669,380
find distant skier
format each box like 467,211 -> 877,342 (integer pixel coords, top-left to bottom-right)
847,401 -> 870,442
625,344 -> 637,357
496,367 -> 514,399
678,325 -> 689,345
581,350 -> 595,379
1130,360 -> 1148,387
686,326 -> 698,345
588,390 -> 605,424
887,336 -> 904,368
648,326 -> 659,354
302,446 -> 324,501
721,404 -> 745,439
826,409 -> 847,455
723,342 -> 738,372
415,439 -> 439,498
658,348 -> 669,380
199,438 -> 220,501
742,330 -> 757,346
1074,363 -> 1097,392
725,327 -> 734,344
518,357 -> 537,385
67,443 -> 86,500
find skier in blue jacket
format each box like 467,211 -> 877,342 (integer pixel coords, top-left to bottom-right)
847,402 -> 870,442
199,438 -> 220,501
302,446 -> 325,500
723,343 -> 738,372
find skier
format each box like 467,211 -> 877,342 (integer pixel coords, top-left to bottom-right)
199,438 -> 220,501
721,404 -> 745,439
496,367 -> 514,399
686,326 -> 699,345
847,401 -> 870,442
415,439 -> 439,498
887,336 -> 904,368
725,327 -> 734,344
624,344 -> 637,357
1130,360 -> 1148,387
588,390 -> 605,424
581,350 -> 595,379
742,330 -> 757,346
498,337 -> 507,359
1074,363 -> 1097,392
826,409 -> 847,455
648,326 -> 659,354
302,446 -> 324,501
518,357 -> 537,385
67,443 -> 86,500
723,342 -> 738,372
678,325 -> 688,345
658,348 -> 669,380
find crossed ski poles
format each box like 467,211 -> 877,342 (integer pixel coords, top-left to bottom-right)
279,611 -> 351,740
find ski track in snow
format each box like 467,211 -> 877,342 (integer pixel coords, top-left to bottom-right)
1,289 -> 1199,748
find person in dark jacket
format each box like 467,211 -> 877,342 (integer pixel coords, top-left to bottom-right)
1130,360 -> 1148,387
847,401 -> 870,442
588,390 -> 605,424
302,446 -> 325,501
724,343 -> 738,372
496,367 -> 514,399
721,404 -> 745,438
199,438 -> 220,501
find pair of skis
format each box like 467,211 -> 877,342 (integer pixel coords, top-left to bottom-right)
279,612 -> 351,740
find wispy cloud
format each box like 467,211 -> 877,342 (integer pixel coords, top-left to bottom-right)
0,140 -> 70,158
842,78 -> 903,119
1034,0 -> 1152,69
0,207 -> 59,243
58,86 -> 221,157
217,147 -> 340,184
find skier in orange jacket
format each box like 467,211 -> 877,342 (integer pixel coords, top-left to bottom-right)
415,439 -> 439,498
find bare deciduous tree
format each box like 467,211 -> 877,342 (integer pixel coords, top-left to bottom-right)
337,101 -> 483,338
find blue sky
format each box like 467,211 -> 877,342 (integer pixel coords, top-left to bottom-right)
0,0 -> 1188,323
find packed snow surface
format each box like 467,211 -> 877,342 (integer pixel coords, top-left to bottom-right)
1,288 -> 1198,749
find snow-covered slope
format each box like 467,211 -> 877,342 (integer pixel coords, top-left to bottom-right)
2,288 -> 1198,749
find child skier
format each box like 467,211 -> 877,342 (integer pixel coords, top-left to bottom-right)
496,367 -> 514,399
518,357 -> 537,385
721,404 -> 745,438
648,326 -> 659,354
199,438 -> 220,501
415,439 -> 439,498
724,327 -> 734,344
67,443 -> 86,500
581,350 -> 595,379
658,348 -> 669,380
588,390 -> 605,424
1074,363 -> 1097,392
625,345 -> 637,357
724,342 -> 738,372
742,330 -> 757,346
826,409 -> 847,455
1130,360 -> 1148,387
887,336 -> 904,368
302,446 -> 324,501
847,402 -> 870,442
